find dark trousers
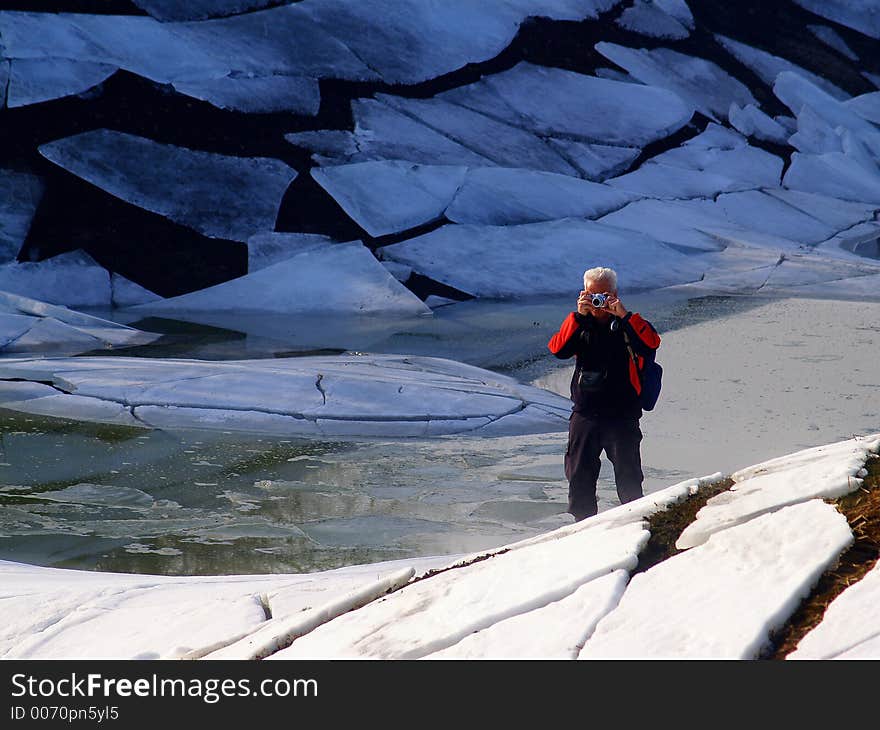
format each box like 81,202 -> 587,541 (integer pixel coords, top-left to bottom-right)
564,411 -> 644,521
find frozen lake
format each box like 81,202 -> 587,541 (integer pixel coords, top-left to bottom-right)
0,292 -> 876,575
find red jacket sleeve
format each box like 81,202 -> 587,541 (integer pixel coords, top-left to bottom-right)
547,312 -> 581,357
626,312 -> 661,350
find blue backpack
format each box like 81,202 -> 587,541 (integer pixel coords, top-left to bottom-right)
623,332 -> 662,411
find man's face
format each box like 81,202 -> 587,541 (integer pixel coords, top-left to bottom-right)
584,278 -> 615,321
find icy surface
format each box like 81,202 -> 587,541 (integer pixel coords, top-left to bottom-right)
595,42 -> 756,120
439,62 -> 694,148
616,1 -> 690,40
845,92 -> 880,125
775,72 -> 880,158
0,557 -> 448,658
131,0 -> 282,22
426,570 -> 629,659
606,140 -> 782,199
581,501 -> 852,658
789,559 -> 880,659
6,58 -> 116,108
130,242 -> 430,315
807,24 -> 859,61
0,170 -> 43,263
715,35 -> 849,101
728,103 -> 790,144
784,152 -> 880,204
0,289 -> 157,353
791,1 -> 880,39
39,130 -> 297,242
446,168 -> 638,225
0,251 -> 111,308
271,520 -> 648,659
315,161 -> 638,234
110,274 -> 163,308
246,232 -> 333,272
0,353 -> 571,438
677,436 -> 880,550
301,64 -> 690,170
172,75 -> 320,115
379,219 -> 707,297
312,162 -> 468,237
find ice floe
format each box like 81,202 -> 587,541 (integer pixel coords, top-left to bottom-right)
791,0 -> 880,40
808,24 -> 859,61
676,436 -> 880,549
0,353 -> 571,438
0,170 -> 43,263
845,91 -> 880,125
595,42 -> 756,120
783,152 -> 880,204
294,64 -> 692,172
728,103 -> 790,145
131,0 -> 282,22
616,0 -> 692,40
378,218 -> 707,297
6,58 -> 117,109
39,130 -> 297,242
580,500 -> 852,658
715,34 -> 849,101
129,242 -> 430,316
246,232 -> 333,272
0,250 -> 111,308
312,162 -> 468,237
606,137 -> 782,199
313,161 -> 638,234
0,289 -> 158,353
172,75 -> 321,115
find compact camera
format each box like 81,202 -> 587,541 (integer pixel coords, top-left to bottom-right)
589,293 -> 609,308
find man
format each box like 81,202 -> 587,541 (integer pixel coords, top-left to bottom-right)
547,267 -> 661,521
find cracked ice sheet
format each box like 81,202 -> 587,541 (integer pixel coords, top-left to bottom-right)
846,92 -> 880,125
439,61 -> 693,148
39,130 -> 297,243
6,58 -> 116,109
0,354 -> 571,437
715,35 -> 848,101
314,161 -> 638,234
676,436 -> 880,550
581,501 -> 852,658
129,242 -> 430,316
791,1 -> 880,40
131,0 -> 283,22
426,570 -> 629,659
606,139 -> 782,199
246,232 -> 333,272
789,558 -> 880,659
299,0 -> 620,85
270,519 -> 649,659
0,556 -> 449,659
379,219 -> 707,298
0,170 -> 43,264
595,42 -> 756,121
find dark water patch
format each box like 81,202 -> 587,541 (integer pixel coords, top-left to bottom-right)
0,1 -> 146,13
21,165 -> 247,298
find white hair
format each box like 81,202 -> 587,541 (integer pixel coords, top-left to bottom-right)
583,267 -> 618,292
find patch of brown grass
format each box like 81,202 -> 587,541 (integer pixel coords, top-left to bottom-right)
633,476 -> 735,575
765,452 -> 880,659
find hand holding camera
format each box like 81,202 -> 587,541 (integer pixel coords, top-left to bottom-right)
577,290 -> 628,318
